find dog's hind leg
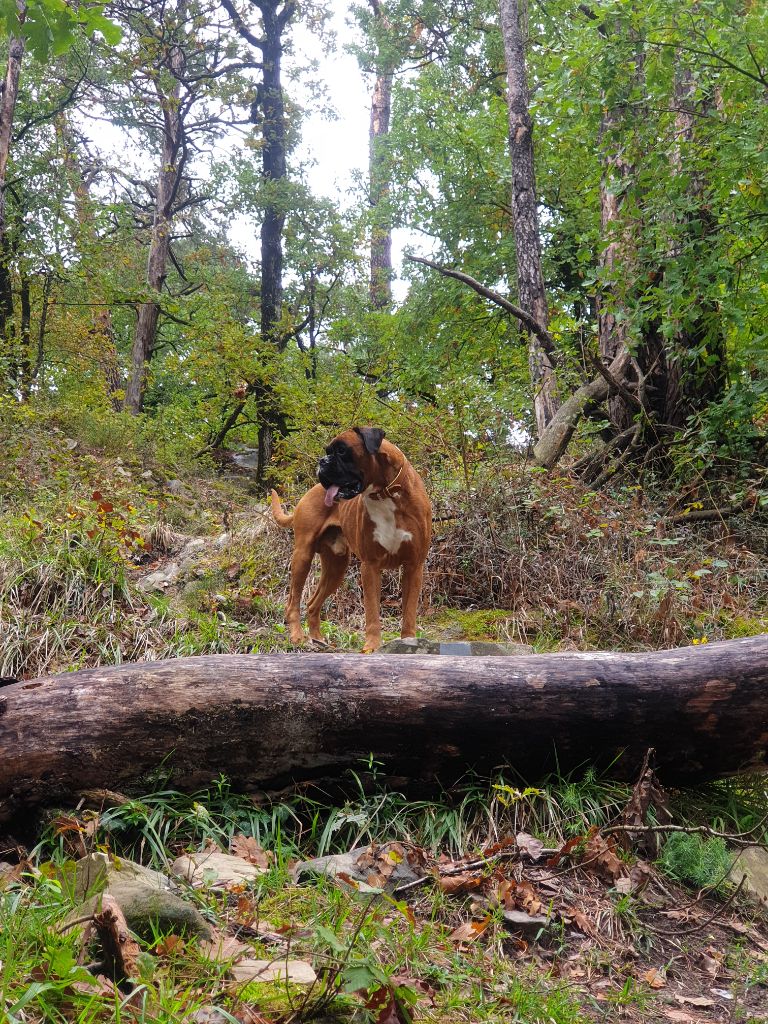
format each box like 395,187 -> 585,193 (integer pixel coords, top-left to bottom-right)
285,545 -> 314,644
306,545 -> 350,642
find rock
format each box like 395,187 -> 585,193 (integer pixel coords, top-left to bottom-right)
214,532 -> 231,549
115,466 -> 132,479
231,448 -> 260,471
188,1010 -> 232,1024
231,959 -> 317,985
137,562 -> 180,592
730,845 -> 768,904
141,470 -> 154,481
378,638 -> 534,656
73,880 -> 212,941
64,852 -> 209,940
178,539 -> 207,571
69,852 -> 173,901
295,843 -> 426,893
502,909 -> 551,938
167,479 -> 191,497
172,850 -> 269,888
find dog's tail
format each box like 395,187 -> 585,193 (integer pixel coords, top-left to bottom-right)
269,489 -> 295,529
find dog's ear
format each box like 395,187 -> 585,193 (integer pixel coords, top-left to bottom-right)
354,426 -> 385,455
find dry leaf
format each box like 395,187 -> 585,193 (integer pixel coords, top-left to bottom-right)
448,918 -> 489,943
674,994 -> 715,1008
231,835 -> 273,870
582,833 -> 628,884
438,871 -> 484,895
546,833 -> 585,868
643,967 -> 667,989
566,907 -> 596,936
629,859 -> 652,892
516,833 -> 544,860
155,934 -> 185,957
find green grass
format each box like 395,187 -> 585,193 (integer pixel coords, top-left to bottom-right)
7,766 -> 768,1023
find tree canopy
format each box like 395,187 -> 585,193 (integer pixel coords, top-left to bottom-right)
0,0 -> 764,497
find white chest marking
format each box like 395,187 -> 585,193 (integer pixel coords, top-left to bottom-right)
363,492 -> 413,554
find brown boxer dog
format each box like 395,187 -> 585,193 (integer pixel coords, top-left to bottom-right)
270,427 -> 431,653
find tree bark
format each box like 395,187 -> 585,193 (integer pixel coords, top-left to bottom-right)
498,0 -> 558,435
210,0 -> 294,474
369,67 -> 393,309
663,65 -> 726,426
0,14 -> 25,381
1,636 -> 767,821
123,11 -> 186,415
532,351 -> 629,468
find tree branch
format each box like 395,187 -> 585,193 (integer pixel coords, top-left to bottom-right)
405,253 -> 559,368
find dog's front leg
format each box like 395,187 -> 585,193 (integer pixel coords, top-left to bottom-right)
360,561 -> 383,653
400,562 -> 424,640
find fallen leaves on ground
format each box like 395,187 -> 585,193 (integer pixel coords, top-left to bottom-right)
230,835 -> 273,870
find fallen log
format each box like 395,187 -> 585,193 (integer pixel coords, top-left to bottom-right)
1,636 -> 767,821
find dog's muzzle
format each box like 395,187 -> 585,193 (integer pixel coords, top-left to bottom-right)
317,456 -> 364,505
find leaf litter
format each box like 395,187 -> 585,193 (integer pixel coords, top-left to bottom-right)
4,776 -> 768,1023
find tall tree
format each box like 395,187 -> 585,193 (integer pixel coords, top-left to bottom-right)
0,6 -> 26,380
367,0 -> 394,309
498,0 -> 558,435
211,0 -> 295,480
101,0 -> 256,413
123,1 -> 187,414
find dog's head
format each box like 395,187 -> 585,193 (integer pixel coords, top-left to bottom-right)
317,427 -> 385,506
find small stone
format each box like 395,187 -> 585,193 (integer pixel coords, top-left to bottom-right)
137,563 -> 180,592
503,909 -> 550,938
167,479 -> 191,496
172,850 -> 269,888
141,470 -> 154,480
66,853 -> 174,901
231,959 -> 317,985
115,466 -> 132,479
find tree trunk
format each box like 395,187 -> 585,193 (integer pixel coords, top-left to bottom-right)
498,0 -> 558,435
662,66 -> 726,426
18,271 -> 30,397
0,17 -> 24,381
123,21 -> 186,414
597,103 -> 635,431
212,0 -> 295,478
1,636 -> 767,821
369,67 -> 393,309
59,115 -> 123,409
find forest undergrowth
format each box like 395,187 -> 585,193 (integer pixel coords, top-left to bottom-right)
0,404 -> 766,680
1,405 -> 768,1023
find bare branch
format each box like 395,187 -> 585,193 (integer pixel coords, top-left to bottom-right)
405,253 -> 559,367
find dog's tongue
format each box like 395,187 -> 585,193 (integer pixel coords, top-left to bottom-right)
324,485 -> 340,507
